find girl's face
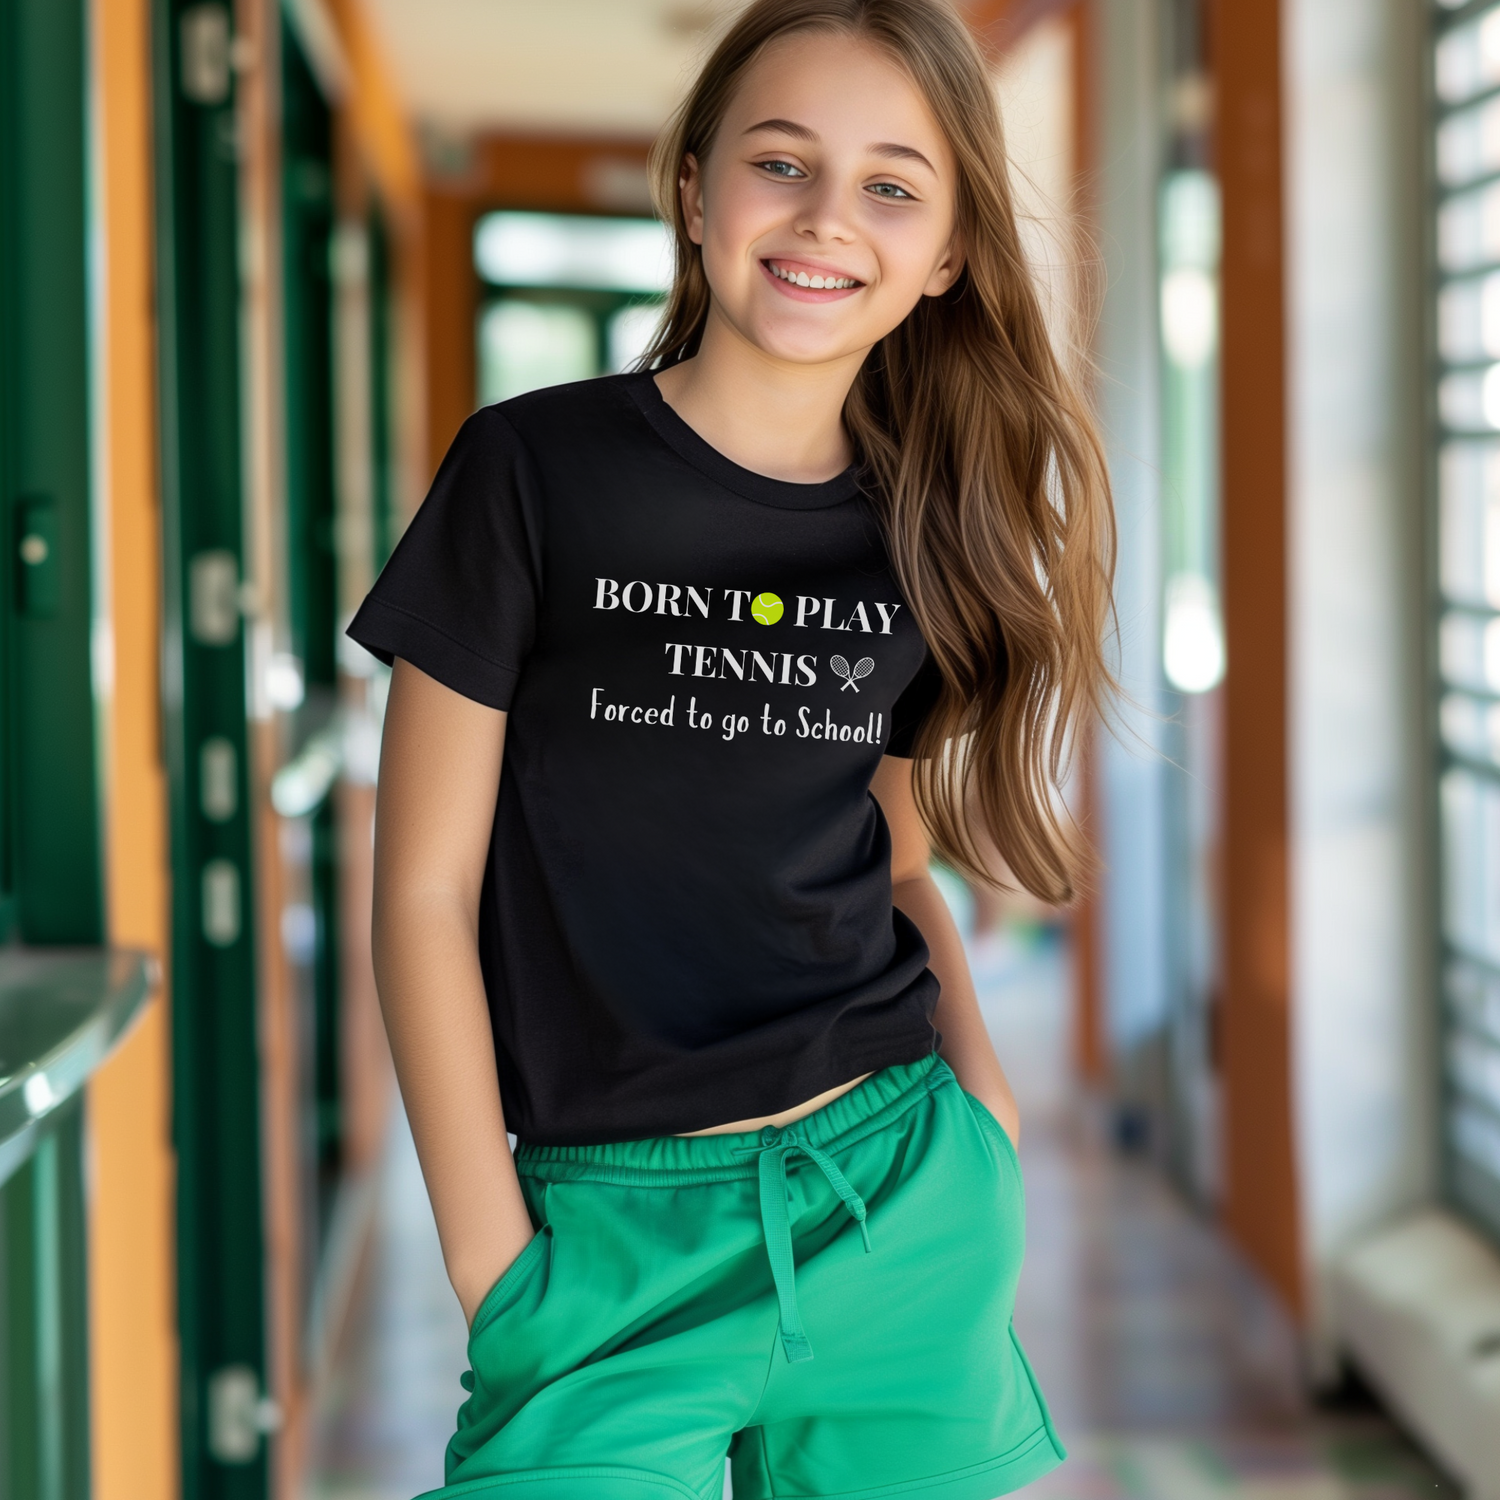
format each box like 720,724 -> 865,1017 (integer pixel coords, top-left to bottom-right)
682,31 -> 962,369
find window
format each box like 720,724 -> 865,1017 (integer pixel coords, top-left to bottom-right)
1435,0 -> 1500,1239
478,299 -> 598,404
473,211 -> 669,405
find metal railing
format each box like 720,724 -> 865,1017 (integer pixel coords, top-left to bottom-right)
0,948 -> 152,1498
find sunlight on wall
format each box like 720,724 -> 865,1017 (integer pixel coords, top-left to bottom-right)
993,17 -> 1076,348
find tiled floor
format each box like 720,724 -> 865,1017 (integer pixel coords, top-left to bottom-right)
304,917 -> 1457,1500
1013,1108 -> 1454,1500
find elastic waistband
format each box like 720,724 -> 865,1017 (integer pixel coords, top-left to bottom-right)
515,1052 -> 950,1186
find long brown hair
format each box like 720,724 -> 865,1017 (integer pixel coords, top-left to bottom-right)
643,0 -> 1115,903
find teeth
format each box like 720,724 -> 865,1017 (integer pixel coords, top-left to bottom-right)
770,261 -> 856,290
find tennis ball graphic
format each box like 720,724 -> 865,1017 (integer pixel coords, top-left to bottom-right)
750,592 -> 784,625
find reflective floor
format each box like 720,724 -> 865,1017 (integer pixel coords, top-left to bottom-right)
304,916 -> 1456,1500
1014,1113 -> 1455,1499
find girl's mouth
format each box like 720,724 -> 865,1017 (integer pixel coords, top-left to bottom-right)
761,258 -> 864,297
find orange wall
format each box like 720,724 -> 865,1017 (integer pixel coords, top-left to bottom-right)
1216,0 -> 1303,1314
87,0 -> 180,1495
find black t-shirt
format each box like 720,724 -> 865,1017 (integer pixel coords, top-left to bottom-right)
348,372 -> 941,1144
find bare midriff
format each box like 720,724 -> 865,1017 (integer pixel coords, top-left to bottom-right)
675,1073 -> 874,1137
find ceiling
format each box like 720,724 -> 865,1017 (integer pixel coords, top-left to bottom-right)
361,0 -> 1001,141
361,0 -> 744,140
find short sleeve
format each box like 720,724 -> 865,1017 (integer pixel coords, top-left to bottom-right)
885,650 -> 943,758
346,408 -> 540,711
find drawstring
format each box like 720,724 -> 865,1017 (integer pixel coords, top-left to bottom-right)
732,1127 -> 873,1363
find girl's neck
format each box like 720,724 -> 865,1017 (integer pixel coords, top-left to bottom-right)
653,306 -> 865,484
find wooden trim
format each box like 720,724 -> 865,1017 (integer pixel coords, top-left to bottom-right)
1215,0 -> 1303,1315
473,135 -> 651,213
236,0 -> 307,1487
1065,1 -> 1108,1085
421,189 -> 479,482
1069,0 -> 1096,220
1071,730 -> 1108,1082
87,0 -> 180,1492
322,0 -> 420,222
393,187 -> 428,521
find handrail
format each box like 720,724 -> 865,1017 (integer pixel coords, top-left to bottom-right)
269,705 -> 382,820
271,723 -> 344,818
0,948 -> 154,1185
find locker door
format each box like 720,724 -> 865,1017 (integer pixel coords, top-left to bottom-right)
281,23 -> 342,1268
0,3 -> 101,1494
152,2 -> 268,1494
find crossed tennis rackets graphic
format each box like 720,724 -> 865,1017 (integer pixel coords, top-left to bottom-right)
830,656 -> 874,692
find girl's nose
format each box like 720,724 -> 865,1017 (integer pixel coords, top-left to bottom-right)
791,180 -> 859,245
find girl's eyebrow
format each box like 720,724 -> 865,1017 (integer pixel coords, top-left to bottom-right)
742,118 -> 936,175
871,142 -> 936,172
743,117 -> 817,141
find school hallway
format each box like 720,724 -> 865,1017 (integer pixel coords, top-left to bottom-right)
303,916 -> 1454,1500
14,2 -> 1500,1498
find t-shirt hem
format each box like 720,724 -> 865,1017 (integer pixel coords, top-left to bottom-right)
509,1029 -> 939,1147
346,595 -> 522,712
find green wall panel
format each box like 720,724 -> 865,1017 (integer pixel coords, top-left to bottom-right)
153,1 -> 268,1494
283,28 -> 338,691
282,23 -> 344,1258
0,0 -> 102,945
369,206 -> 397,573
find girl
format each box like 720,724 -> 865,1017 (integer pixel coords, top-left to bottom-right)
349,1 -> 1112,1496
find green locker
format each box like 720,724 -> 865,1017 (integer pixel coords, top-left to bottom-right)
152,1 -> 268,1494
0,0 -> 109,1493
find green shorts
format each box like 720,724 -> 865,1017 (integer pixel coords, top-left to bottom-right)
431,1054 -> 1065,1500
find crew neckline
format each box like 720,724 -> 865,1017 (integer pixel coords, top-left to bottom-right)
620,370 -> 862,512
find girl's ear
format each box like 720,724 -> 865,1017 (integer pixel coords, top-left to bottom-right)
680,153 -> 705,247
923,234 -> 965,298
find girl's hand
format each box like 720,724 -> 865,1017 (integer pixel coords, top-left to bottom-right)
456,1220 -> 539,1330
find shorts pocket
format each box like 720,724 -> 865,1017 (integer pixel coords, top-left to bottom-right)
963,1090 -> 1022,1182
468,1224 -> 551,1341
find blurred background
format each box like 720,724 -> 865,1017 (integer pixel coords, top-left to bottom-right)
0,0 -> 1495,1497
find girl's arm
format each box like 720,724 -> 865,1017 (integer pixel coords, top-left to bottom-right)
374,658 -> 536,1325
870,755 -> 1021,1147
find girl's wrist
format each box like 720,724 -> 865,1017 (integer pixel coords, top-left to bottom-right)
453,1223 -> 539,1327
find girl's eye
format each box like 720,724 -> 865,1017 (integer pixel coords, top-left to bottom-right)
868,181 -> 914,200
757,159 -> 806,179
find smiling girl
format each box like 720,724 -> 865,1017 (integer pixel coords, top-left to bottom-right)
348,2 -> 1112,1496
